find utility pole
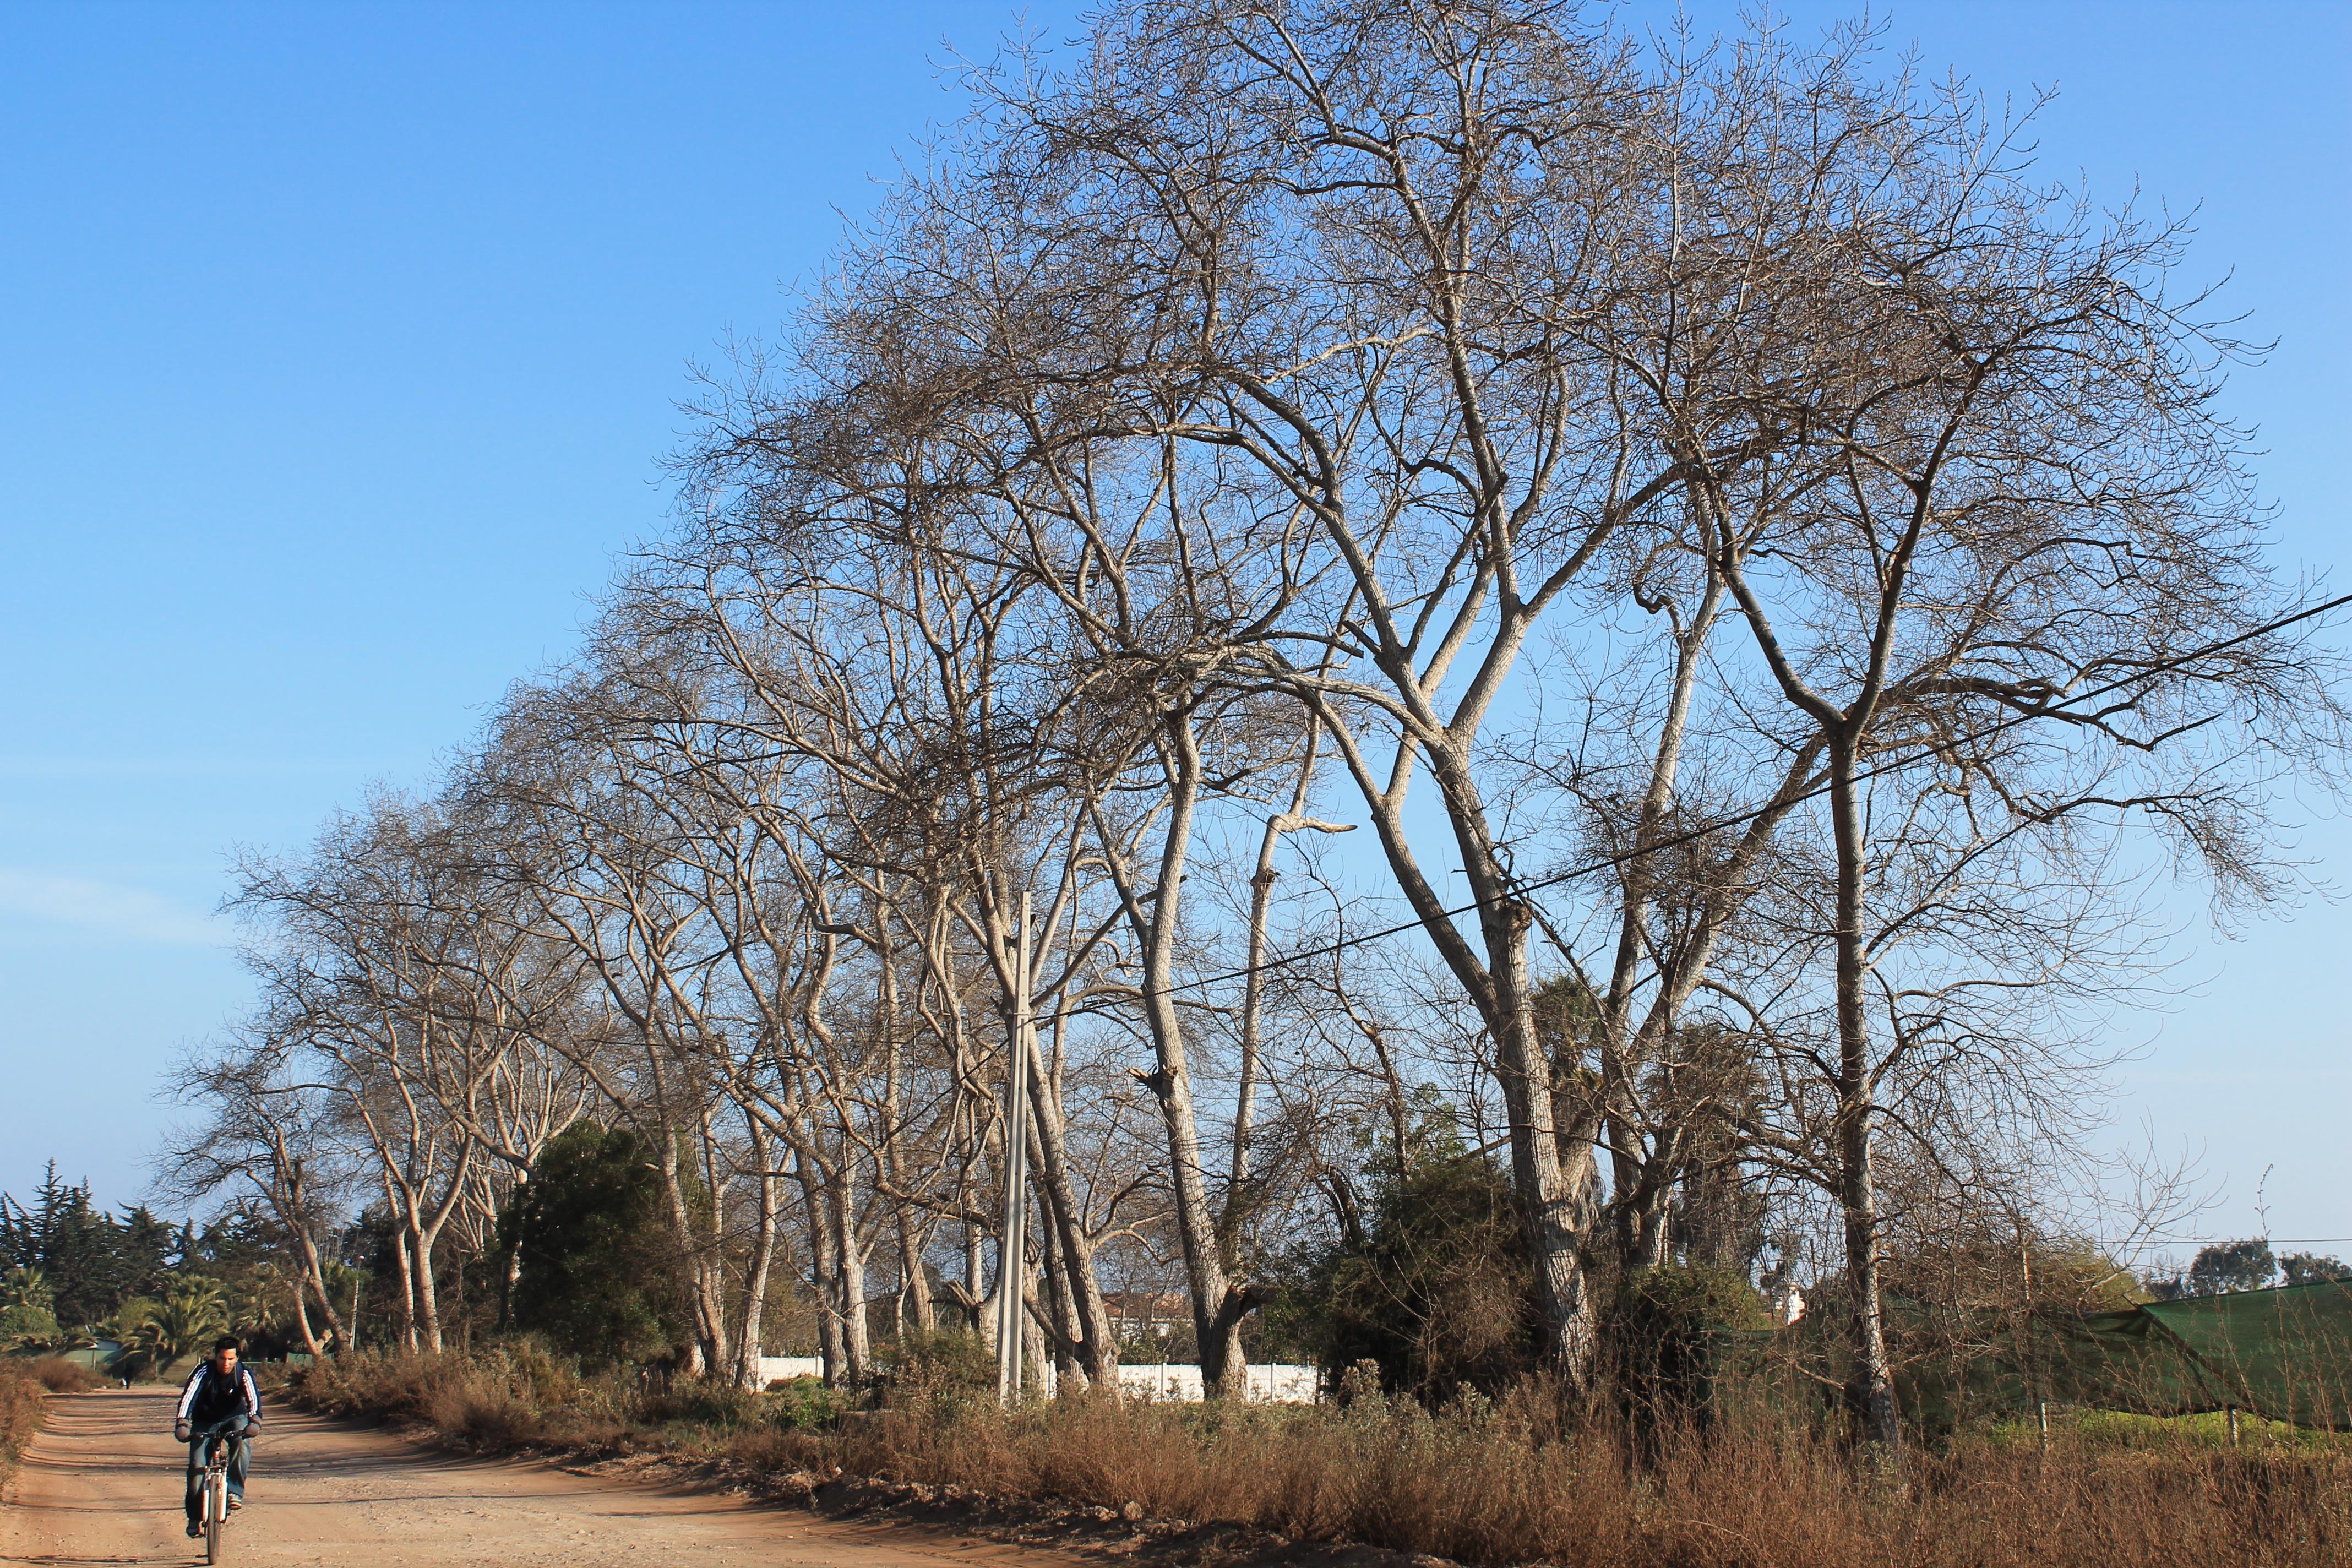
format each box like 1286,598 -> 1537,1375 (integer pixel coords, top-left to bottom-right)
995,890 -> 1032,1404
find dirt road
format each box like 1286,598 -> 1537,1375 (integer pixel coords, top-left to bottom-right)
1,1388 -> 1072,1568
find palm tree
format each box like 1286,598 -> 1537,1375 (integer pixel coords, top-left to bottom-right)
227,1266 -> 284,1342
94,1296 -> 160,1343
130,1279 -> 230,1368
0,1267 -> 59,1351
2,1266 -> 53,1313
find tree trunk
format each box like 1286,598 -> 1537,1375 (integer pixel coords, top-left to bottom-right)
1483,888 -> 1601,1387
828,1169 -> 870,1382
1828,741 -> 1901,1456
653,1128 -> 726,1377
963,1217 -> 987,1332
896,1212 -> 934,1333
801,1166 -> 848,1386
1037,1203 -> 1084,1389
290,1223 -> 347,1351
1359,732 -> 1604,1392
1020,1262 -> 1049,1396
734,1119 -> 780,1390
1022,1029 -> 1117,1382
1124,716 -> 1248,1397
406,1211 -> 443,1354
388,1215 -> 420,1352
291,1278 -> 322,1359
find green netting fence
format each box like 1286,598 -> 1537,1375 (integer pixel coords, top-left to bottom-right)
1704,1281 -> 2352,1435
2052,1281 -> 2352,1429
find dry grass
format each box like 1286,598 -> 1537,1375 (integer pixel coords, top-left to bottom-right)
295,1344 -> 620,1450
288,1344 -> 769,1453
2,1357 -> 95,1484
18,1358 -> 99,1395
291,1351 -> 2352,1568
747,1389 -> 2352,1568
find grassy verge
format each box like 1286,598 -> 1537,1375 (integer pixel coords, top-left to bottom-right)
290,1348 -> 2352,1568
2,1358 -> 99,1489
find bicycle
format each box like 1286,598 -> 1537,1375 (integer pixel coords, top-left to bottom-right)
195,1428 -> 236,1564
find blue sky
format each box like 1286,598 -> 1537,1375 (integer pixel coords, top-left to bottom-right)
2,3 -> 2345,1259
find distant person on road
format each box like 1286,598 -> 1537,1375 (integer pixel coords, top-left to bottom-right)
173,1336 -> 261,1539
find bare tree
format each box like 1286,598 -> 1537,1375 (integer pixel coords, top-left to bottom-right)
1629,30 -> 2350,1452
160,1029 -> 357,1356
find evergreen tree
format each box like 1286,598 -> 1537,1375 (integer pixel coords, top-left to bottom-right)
0,1165 -> 212,1333
2279,1252 -> 2352,1287
505,1123 -> 686,1365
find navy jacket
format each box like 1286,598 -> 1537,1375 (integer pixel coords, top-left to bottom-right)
175,1363 -> 262,1428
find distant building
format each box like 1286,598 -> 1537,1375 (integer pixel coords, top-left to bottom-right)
1100,1291 -> 1187,1342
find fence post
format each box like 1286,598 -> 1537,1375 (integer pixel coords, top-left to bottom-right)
2037,1400 -> 2049,1451
2227,1404 -> 2241,1449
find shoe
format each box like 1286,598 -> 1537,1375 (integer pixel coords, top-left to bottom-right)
187,1521 -> 204,1538
227,1496 -> 243,1512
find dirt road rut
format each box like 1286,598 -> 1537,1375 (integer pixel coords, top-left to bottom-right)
2,1388 -> 1071,1568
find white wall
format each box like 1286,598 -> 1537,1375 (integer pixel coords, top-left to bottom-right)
1068,1362 -> 1320,1402
756,1353 -> 1321,1403
756,1355 -> 826,1385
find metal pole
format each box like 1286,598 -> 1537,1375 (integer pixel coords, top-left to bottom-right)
996,891 -> 1032,1404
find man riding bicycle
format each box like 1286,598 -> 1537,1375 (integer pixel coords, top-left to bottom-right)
174,1336 -> 262,1539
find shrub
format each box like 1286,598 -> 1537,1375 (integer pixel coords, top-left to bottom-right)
642,1378 -> 763,1431
1611,1263 -> 1770,1442
0,1303 -> 59,1352
1279,1155 -> 1538,1401
0,1358 -> 94,1482
0,1375 -> 41,1476
767,1375 -> 850,1432
292,1346 -> 2352,1567
23,1355 -> 98,1393
504,1124 -> 690,1366
874,1328 -> 994,1407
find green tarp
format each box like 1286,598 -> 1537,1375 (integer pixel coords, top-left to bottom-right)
2022,1281 -> 2352,1429
1717,1281 -> 2352,1434
2134,1281 -> 2352,1427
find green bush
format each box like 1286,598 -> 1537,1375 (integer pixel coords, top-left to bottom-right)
876,1327 -> 995,1406
0,1304 -> 59,1352
768,1375 -> 850,1432
1611,1263 -> 1770,1442
504,1124 -> 690,1366
1276,1154 -> 1538,1402
643,1377 -> 763,1431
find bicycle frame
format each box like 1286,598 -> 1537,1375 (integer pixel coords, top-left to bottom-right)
200,1433 -> 232,1564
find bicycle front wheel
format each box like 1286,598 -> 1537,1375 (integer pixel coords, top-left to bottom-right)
205,1472 -> 226,1564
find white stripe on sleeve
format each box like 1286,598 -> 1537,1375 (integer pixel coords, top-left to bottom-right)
176,1366 -> 203,1422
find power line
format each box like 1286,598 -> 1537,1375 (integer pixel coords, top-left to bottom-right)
1158,590 -> 2352,999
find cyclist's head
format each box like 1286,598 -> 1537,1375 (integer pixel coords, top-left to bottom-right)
211,1337 -> 241,1371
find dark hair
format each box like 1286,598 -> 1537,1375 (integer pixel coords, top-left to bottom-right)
213,1337 -> 242,1355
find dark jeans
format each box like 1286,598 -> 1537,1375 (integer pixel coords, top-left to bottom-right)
183,1414 -> 251,1521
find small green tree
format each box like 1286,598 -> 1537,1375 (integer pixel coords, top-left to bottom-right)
2186,1240 -> 2277,1296
0,1303 -> 59,1351
505,1123 -> 686,1365
1278,1154 -> 1537,1402
2279,1253 -> 2352,1287
1611,1264 -> 1770,1449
